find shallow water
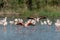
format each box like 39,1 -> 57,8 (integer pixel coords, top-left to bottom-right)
0,19 -> 60,40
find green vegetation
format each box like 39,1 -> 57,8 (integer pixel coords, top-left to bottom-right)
0,0 -> 60,18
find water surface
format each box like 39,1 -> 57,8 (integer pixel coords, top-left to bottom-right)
0,19 -> 60,40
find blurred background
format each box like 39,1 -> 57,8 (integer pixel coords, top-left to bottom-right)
0,0 -> 60,18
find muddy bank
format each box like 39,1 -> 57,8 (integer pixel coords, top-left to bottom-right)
0,13 -> 20,17
0,10 -> 22,18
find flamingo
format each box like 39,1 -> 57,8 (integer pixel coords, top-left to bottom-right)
43,21 -> 47,25
47,19 -> 52,26
16,18 -> 24,26
0,17 -> 7,26
55,19 -> 60,30
14,18 -> 18,25
9,21 -> 14,24
24,19 -> 32,27
9,18 -> 18,25
24,19 -> 36,27
48,21 -> 52,26
40,21 -> 44,25
31,19 -> 36,25
34,17 -> 40,22
55,19 -> 60,27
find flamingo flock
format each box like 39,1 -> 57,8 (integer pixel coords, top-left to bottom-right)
0,17 -> 60,28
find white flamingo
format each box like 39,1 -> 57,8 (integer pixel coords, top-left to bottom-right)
18,18 -> 23,23
34,17 -> 40,22
55,19 -> 60,27
55,19 -> 60,31
48,21 -> 52,26
40,21 -> 44,25
43,21 -> 47,25
31,19 -> 36,25
15,18 -> 24,26
9,18 -> 18,25
14,18 -> 18,25
9,21 -> 14,24
47,19 -> 52,26
47,19 -> 50,23
0,17 -> 7,26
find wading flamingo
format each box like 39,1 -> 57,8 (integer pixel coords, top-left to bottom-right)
0,17 -> 7,26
